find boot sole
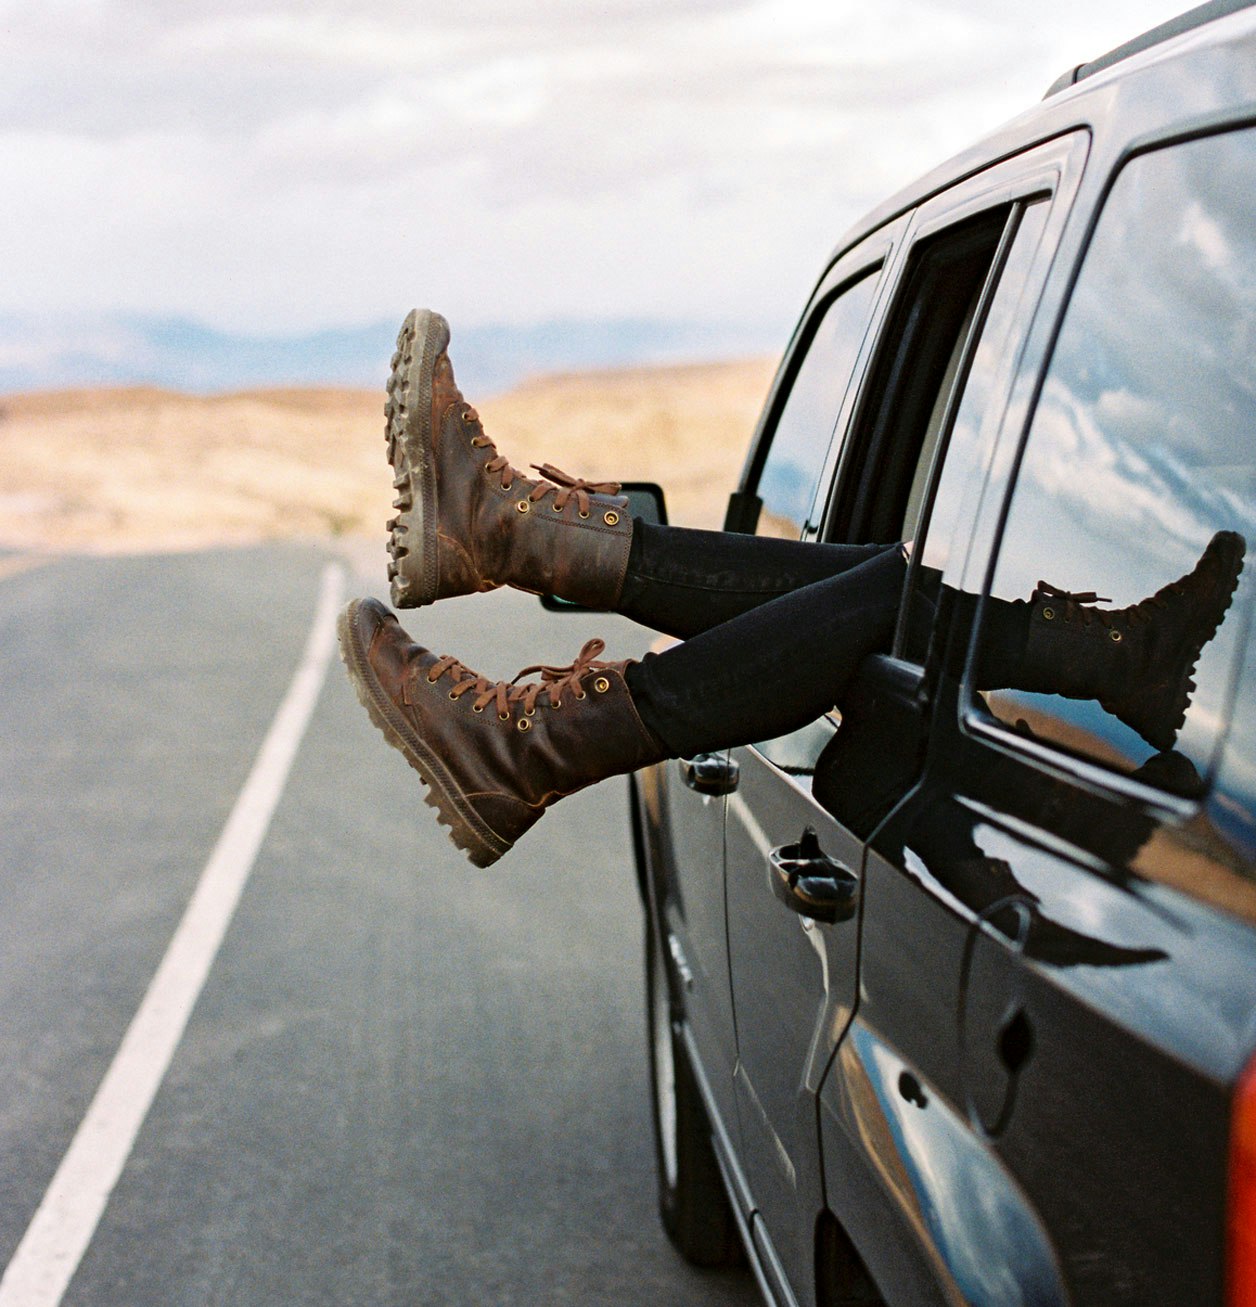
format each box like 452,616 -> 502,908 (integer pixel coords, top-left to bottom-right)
337,598 -> 512,868
1122,530 -> 1246,751
385,309 -> 447,610
1167,531 -> 1246,742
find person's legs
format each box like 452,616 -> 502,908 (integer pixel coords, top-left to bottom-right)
619,522 -> 890,639
338,542 -> 909,865
382,308 -> 889,630
626,543 -> 906,755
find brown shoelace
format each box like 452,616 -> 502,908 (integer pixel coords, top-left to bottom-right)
1034,581 -> 1116,627
425,638 -> 613,721
462,406 -> 622,516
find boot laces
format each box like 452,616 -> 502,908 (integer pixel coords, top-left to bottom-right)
1033,580 -> 1116,628
426,638 -> 613,719
1036,570 -> 1202,630
461,405 -> 623,515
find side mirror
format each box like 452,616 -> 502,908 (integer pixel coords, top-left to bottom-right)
540,482 -> 668,612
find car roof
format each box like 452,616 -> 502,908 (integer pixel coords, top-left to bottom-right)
1044,0 -> 1256,95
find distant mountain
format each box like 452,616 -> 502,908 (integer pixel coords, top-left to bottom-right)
0,314 -> 779,397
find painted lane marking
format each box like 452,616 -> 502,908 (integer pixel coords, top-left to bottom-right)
0,561 -> 345,1307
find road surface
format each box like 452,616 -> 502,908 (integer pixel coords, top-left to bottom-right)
0,541 -> 759,1306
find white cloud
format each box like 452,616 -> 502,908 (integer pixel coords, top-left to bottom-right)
0,0 -> 1197,336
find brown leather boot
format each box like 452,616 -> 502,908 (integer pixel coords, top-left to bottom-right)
1014,529 -> 1245,751
338,597 -> 666,867
384,309 -> 634,611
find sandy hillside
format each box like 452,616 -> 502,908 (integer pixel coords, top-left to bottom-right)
0,357 -> 777,555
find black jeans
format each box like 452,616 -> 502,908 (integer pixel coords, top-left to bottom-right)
618,522 -> 907,757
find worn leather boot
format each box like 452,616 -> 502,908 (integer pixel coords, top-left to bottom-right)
1013,530 -> 1245,751
384,309 -> 634,611
338,597 -> 666,867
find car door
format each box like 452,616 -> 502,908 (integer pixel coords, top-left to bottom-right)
658,235 -> 897,1152
849,123 -> 1256,1306
725,134 -> 1087,1307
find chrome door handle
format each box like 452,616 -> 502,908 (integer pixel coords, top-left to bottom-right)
769,828 -> 858,924
679,752 -> 740,796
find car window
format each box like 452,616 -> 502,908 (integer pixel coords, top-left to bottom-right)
899,199 -> 1052,663
753,270 -> 879,541
970,126 -> 1256,803
827,207 -> 1013,549
747,268 -> 881,774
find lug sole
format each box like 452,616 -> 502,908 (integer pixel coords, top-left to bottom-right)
385,309 -> 447,610
1163,532 -> 1246,742
336,599 -> 512,868
1112,531 -> 1245,751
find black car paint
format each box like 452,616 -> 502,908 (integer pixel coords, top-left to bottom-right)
633,9 -> 1256,1307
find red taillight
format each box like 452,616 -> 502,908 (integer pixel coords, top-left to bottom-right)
1231,1054 -> 1256,1306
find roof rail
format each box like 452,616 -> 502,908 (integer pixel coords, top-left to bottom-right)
1044,0 -> 1255,97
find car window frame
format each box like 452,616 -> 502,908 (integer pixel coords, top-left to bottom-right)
733,219 -> 907,541
816,132 -> 1090,556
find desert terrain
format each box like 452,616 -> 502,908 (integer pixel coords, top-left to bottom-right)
0,357 -> 778,558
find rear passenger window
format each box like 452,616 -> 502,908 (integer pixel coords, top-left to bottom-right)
753,270 -> 879,540
829,207 -> 1011,547
970,127 -> 1256,801
899,199 -> 1052,663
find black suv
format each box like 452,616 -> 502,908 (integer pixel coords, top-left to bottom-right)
629,4 -> 1256,1304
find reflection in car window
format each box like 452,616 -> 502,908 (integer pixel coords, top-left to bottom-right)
973,127 -> 1256,807
755,270 -> 878,540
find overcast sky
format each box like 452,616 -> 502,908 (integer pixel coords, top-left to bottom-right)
1,0 -> 1192,338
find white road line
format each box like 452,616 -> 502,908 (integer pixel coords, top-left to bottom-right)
0,561 -> 345,1307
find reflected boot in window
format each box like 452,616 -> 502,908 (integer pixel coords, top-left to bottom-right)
385,309 -> 634,610
978,530 -> 1246,752
338,598 -> 667,867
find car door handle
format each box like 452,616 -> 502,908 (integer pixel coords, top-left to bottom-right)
769,827 -> 858,924
679,752 -> 740,796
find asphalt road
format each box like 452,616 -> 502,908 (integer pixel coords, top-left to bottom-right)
0,541 -> 759,1306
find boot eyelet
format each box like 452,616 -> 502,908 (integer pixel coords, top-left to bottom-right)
427,674 -> 439,685
517,500 -> 531,514
461,409 -> 474,422
593,676 -> 611,693
517,717 -> 531,732
1109,629 -> 1123,643
448,691 -> 459,700
552,502 -> 564,513
574,691 -> 586,701
498,712 -> 510,721
579,510 -> 590,519
472,704 -> 484,713
1042,606 -> 1055,621
604,511 -> 620,526
524,707 -> 535,716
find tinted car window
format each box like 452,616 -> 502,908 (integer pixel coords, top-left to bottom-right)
755,270 -> 878,540
972,127 -> 1256,796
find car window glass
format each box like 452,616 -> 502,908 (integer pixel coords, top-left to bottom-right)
971,127 -> 1256,802
900,200 -> 1051,663
754,270 -> 878,541
748,269 -> 880,774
